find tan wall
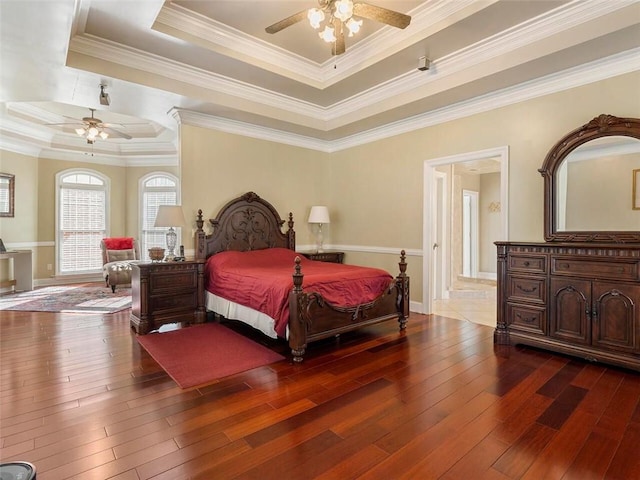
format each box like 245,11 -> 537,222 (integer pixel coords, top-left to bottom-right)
0,152 -> 178,282
479,172 -> 501,274
2,72 -> 639,301
179,127 -> 328,248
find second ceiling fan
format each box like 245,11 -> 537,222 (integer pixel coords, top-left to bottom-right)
265,0 -> 411,55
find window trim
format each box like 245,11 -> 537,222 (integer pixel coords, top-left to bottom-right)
139,172 -> 181,261
55,168 -> 110,276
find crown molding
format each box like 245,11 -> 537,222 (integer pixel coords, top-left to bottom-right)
69,0 -> 636,132
176,49 -> 639,153
170,108 -> 329,152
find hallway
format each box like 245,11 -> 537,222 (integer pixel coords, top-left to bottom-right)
431,279 -> 497,328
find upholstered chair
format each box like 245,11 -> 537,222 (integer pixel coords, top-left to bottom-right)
100,237 -> 142,292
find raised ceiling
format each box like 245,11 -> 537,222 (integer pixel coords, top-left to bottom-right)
1,0 -> 639,164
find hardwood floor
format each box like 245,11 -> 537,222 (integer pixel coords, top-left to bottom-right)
1,309 -> 639,479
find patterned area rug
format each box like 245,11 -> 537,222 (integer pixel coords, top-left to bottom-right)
0,283 -> 131,313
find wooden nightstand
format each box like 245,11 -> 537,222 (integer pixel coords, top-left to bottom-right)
130,260 -> 206,334
301,251 -> 344,264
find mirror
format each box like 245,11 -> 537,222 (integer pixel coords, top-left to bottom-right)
539,114 -> 640,243
0,173 -> 14,218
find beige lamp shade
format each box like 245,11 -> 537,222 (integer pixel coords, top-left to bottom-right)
308,206 -> 330,224
154,205 -> 186,228
154,205 -> 186,260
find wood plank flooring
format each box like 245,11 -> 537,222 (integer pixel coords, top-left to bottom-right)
1,308 -> 639,479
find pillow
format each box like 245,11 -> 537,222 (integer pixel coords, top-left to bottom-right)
106,249 -> 136,262
103,237 -> 134,250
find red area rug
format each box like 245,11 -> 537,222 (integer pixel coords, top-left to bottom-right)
0,283 -> 131,313
136,323 -> 285,388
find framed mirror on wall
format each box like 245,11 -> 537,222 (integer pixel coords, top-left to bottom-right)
539,114 -> 640,243
634,168 -> 640,210
0,173 -> 15,218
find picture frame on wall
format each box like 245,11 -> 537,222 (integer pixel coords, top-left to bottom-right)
634,169 -> 640,210
0,173 -> 15,218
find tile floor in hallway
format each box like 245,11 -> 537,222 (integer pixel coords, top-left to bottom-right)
431,279 -> 497,328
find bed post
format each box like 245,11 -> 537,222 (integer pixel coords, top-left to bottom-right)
288,256 -> 306,363
286,212 -> 296,251
397,250 -> 409,330
195,209 -> 206,260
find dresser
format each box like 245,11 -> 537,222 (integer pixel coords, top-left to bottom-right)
494,114 -> 640,372
495,242 -> 640,371
130,260 -> 206,334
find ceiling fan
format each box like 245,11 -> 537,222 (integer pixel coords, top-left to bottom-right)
265,0 -> 411,55
47,108 -> 134,144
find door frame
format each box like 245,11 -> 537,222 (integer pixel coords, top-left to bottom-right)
423,146 -> 509,314
462,189 -> 479,279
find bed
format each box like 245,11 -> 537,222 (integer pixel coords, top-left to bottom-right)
194,191 -> 410,362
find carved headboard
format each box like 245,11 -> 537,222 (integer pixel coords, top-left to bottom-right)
194,192 -> 296,259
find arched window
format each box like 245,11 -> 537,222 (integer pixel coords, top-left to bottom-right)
139,173 -> 180,260
56,169 -> 109,274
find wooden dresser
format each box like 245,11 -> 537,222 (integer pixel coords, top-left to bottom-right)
130,260 -> 206,334
495,242 -> 640,371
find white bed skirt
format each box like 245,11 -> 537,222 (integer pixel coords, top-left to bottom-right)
205,291 -> 288,339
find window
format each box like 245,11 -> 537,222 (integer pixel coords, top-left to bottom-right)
140,173 -> 179,260
56,170 -> 109,274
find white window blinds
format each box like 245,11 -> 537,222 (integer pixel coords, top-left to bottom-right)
141,174 -> 178,260
58,172 -> 108,274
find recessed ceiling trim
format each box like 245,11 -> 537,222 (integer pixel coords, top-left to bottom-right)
69,1 -> 633,133
173,49 -> 639,154
153,0 -> 491,89
153,2 -> 326,88
170,108 -> 330,152
315,0 -> 638,125
68,34 -> 329,124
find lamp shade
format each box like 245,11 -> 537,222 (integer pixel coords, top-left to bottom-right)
154,205 -> 186,228
308,206 -> 330,224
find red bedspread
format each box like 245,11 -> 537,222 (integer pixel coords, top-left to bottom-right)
205,248 -> 394,337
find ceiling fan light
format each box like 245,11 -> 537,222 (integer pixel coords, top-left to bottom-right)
334,0 -> 353,22
346,17 -> 362,36
75,127 -> 86,136
88,126 -> 99,136
319,25 -> 336,43
99,131 -> 109,140
307,8 -> 324,29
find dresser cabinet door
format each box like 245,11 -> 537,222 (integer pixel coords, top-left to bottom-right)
592,281 -> 640,354
550,278 -> 591,345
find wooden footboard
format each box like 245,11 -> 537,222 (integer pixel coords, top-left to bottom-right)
288,250 -> 409,362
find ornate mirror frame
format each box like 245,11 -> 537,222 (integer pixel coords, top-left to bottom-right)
539,114 -> 640,243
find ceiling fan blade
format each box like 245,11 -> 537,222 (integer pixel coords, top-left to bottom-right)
265,10 -> 308,34
353,3 -> 411,29
332,17 -> 346,55
103,126 -> 132,140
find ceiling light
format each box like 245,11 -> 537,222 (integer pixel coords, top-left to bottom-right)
334,0 -> 353,22
345,17 -> 362,36
307,8 -> 324,29
308,0 -> 359,48
319,25 -> 336,43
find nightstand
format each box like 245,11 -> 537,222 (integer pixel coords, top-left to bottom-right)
301,251 -> 344,264
130,260 -> 206,334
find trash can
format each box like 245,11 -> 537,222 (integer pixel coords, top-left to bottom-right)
0,461 -> 36,480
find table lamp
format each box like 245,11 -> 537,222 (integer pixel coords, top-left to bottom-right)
308,205 -> 330,253
154,205 -> 186,260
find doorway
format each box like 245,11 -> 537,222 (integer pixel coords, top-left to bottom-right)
423,146 -> 509,325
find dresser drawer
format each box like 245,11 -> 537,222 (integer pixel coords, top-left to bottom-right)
507,303 -> 546,335
150,290 -> 198,313
150,268 -> 197,292
551,257 -> 640,281
507,275 -> 546,304
508,254 -> 547,274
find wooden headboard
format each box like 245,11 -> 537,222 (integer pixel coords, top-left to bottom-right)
194,192 -> 296,259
